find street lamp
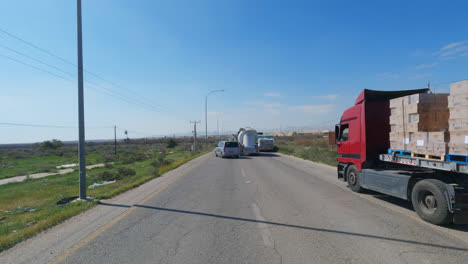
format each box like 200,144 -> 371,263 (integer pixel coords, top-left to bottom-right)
205,89 -> 224,139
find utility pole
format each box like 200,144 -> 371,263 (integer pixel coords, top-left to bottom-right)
76,0 -> 86,200
205,89 -> 224,140
190,120 -> 200,151
114,125 -> 117,155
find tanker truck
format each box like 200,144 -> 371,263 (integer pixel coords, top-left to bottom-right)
234,127 -> 259,155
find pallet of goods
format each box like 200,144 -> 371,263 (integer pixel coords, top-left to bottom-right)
389,93 -> 449,160
447,80 -> 468,163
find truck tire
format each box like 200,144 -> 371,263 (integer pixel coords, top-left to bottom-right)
346,165 -> 362,193
411,179 -> 453,225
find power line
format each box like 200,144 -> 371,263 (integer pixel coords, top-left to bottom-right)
0,51 -> 163,112
84,70 -> 162,109
85,79 -> 163,112
116,126 -> 153,137
0,122 -> 112,129
0,122 -> 75,128
0,52 -> 73,82
0,27 -> 167,111
0,43 -> 75,78
0,27 -> 76,67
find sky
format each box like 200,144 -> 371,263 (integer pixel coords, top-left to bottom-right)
1,0 -> 468,143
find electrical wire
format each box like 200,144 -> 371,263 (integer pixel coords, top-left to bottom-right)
0,122 -> 113,129
0,122 -> 75,128
0,27 -> 167,111
0,52 -> 73,82
0,51 -> 163,112
0,43 -> 75,78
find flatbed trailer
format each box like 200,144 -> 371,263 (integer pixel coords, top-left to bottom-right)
335,89 -> 468,225
380,154 -> 468,174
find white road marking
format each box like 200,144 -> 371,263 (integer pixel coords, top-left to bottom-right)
251,203 -> 274,248
245,180 -> 251,184
241,168 -> 247,178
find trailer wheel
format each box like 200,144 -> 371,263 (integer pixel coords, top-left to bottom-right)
411,179 -> 453,225
346,165 -> 362,193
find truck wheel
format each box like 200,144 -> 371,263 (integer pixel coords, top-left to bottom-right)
346,165 -> 362,193
411,179 -> 453,225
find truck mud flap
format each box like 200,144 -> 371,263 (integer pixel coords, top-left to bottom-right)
337,163 -> 347,181
453,210 -> 468,224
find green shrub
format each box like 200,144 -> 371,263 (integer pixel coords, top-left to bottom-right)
37,164 -> 55,173
40,139 -> 64,150
117,167 -> 136,177
97,171 -> 117,181
15,169 -> 28,176
98,154 -> 116,163
119,152 -> 146,164
151,153 -> 169,168
167,138 -> 178,148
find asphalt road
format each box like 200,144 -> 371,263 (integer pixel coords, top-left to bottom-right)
52,153 -> 468,264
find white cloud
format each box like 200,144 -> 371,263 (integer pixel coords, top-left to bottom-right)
265,108 -> 280,115
441,41 -> 465,51
415,62 -> 438,69
310,94 -> 338,100
377,72 -> 399,80
434,41 -> 468,58
409,73 -> 432,80
410,49 -> 424,57
264,92 -> 281,97
244,101 -> 282,108
289,104 -> 335,114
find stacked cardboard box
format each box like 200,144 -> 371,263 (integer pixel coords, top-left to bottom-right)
389,93 -> 449,155
448,80 -> 468,155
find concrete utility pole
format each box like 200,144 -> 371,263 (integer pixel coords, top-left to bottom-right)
114,125 -> 117,155
190,120 -> 201,151
205,90 -> 224,140
76,0 -> 86,200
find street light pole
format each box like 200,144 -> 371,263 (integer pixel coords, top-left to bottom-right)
76,0 -> 86,200
205,89 -> 224,140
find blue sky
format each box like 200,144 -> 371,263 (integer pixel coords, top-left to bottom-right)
1,0 -> 468,143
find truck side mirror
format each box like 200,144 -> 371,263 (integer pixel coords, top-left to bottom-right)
334,124 -> 340,145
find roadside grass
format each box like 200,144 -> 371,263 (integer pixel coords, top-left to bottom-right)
0,152 -> 103,180
274,135 -> 337,166
0,156 -> 64,179
0,147 -> 211,252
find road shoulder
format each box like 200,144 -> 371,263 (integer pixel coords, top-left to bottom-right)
0,153 -> 211,264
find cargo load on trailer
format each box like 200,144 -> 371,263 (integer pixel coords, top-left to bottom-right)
389,93 -> 449,159
448,80 -> 468,158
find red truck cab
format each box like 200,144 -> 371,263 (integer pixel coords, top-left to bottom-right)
335,89 -> 428,175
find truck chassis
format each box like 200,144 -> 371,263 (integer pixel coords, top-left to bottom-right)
338,155 -> 468,225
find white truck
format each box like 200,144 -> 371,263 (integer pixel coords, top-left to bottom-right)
235,127 -> 259,155
258,135 -> 275,151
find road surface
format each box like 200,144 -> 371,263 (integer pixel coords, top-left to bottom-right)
2,153 -> 468,263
